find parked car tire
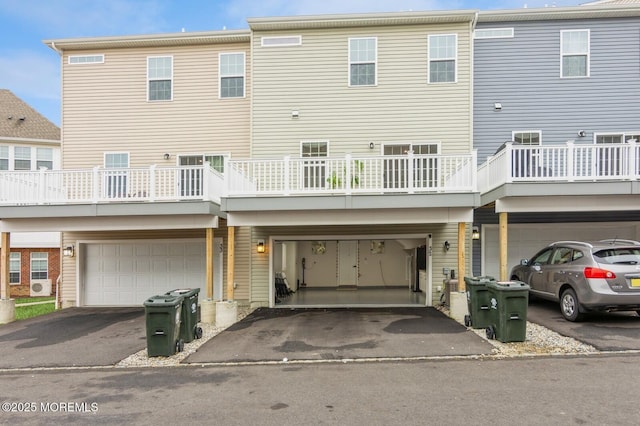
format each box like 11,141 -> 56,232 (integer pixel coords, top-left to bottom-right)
560,288 -> 583,322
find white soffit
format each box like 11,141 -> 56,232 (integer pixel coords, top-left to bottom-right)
227,208 -> 473,226
495,195 -> 640,213
0,215 -> 219,232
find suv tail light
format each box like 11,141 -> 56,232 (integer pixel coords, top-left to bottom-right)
584,267 -> 616,279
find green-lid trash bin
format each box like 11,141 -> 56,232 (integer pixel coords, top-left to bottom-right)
463,276 -> 495,329
144,294 -> 184,357
485,280 -> 530,343
165,288 -> 202,343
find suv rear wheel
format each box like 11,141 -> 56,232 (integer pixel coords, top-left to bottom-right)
560,288 -> 583,322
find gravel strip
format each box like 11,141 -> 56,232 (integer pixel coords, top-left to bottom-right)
435,305 -> 598,356
116,305 -> 597,367
115,306 -> 253,368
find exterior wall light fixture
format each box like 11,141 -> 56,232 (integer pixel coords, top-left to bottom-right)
63,245 -> 75,257
472,226 -> 480,240
257,239 -> 266,254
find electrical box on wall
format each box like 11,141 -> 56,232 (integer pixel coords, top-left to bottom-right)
443,267 -> 450,276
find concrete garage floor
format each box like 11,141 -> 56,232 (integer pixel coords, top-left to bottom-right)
184,307 -> 495,364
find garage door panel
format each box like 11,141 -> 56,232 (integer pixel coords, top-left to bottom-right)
84,241 -> 206,306
483,222 -> 639,279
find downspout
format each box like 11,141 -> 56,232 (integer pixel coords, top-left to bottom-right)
470,12 -> 478,162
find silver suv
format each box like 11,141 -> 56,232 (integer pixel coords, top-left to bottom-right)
510,239 -> 640,321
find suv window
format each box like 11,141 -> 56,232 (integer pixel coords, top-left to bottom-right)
531,247 -> 553,265
551,247 -> 573,265
593,248 -> 640,265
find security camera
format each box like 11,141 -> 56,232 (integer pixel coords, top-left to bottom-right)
577,130 -> 586,137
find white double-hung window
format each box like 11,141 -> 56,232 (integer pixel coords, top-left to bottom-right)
219,53 -> 245,98
148,56 -> 173,101
349,37 -> 377,86
561,29 -> 589,78
429,34 -> 457,83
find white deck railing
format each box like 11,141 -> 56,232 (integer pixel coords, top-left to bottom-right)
0,165 -> 224,206
478,141 -> 640,193
226,152 -> 478,196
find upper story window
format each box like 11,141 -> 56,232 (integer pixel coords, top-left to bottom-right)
513,131 -> 541,145
349,37 -> 377,86
36,148 -> 53,170
429,34 -> 457,83
10,252 -> 20,284
148,56 -> 173,101
31,252 -> 48,281
205,154 -> 227,173
14,146 -> 31,170
219,53 -> 245,98
104,152 -> 129,198
69,54 -> 104,64
0,146 -> 8,170
596,133 -> 640,144
473,28 -> 514,39
561,29 -> 589,78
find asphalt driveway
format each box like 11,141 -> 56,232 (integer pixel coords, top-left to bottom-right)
0,307 -> 145,369
184,307 -> 495,364
527,298 -> 640,351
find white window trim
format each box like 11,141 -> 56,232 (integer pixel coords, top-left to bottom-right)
219,52 -> 246,99
348,37 -> 378,87
147,55 -> 174,102
593,132 -> 640,144
104,152 -> 130,168
560,29 -> 590,79
428,34 -> 458,84
381,142 -> 441,155
512,130 -> 542,145
300,140 -> 330,157
261,36 -> 302,47
30,252 -> 48,281
9,252 -> 20,285
68,54 -> 105,64
473,28 -> 514,39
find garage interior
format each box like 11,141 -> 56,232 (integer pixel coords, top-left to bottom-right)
271,238 -> 430,307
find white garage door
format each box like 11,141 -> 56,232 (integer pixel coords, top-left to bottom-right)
482,222 -> 640,279
83,240 -> 206,306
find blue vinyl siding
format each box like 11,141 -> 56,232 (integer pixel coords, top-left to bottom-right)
474,17 -> 640,164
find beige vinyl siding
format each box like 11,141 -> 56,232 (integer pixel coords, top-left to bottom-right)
60,43 -> 251,168
60,226 -> 252,306
251,24 -> 471,158
249,223 -> 471,305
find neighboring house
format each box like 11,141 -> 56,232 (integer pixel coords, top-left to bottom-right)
473,3 -> 640,279
0,89 -> 61,298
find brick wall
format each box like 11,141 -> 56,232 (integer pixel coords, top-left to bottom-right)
0,248 -> 61,298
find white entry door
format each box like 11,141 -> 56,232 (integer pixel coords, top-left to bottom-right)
338,241 -> 358,287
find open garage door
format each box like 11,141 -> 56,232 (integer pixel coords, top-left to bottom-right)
482,222 -> 640,279
82,240 -> 206,306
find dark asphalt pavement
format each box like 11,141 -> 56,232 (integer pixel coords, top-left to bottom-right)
185,307 -> 494,363
0,307 -> 145,369
1,355 -> 639,425
526,298 -> 640,351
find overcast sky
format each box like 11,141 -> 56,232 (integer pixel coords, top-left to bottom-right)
0,0 -> 585,127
